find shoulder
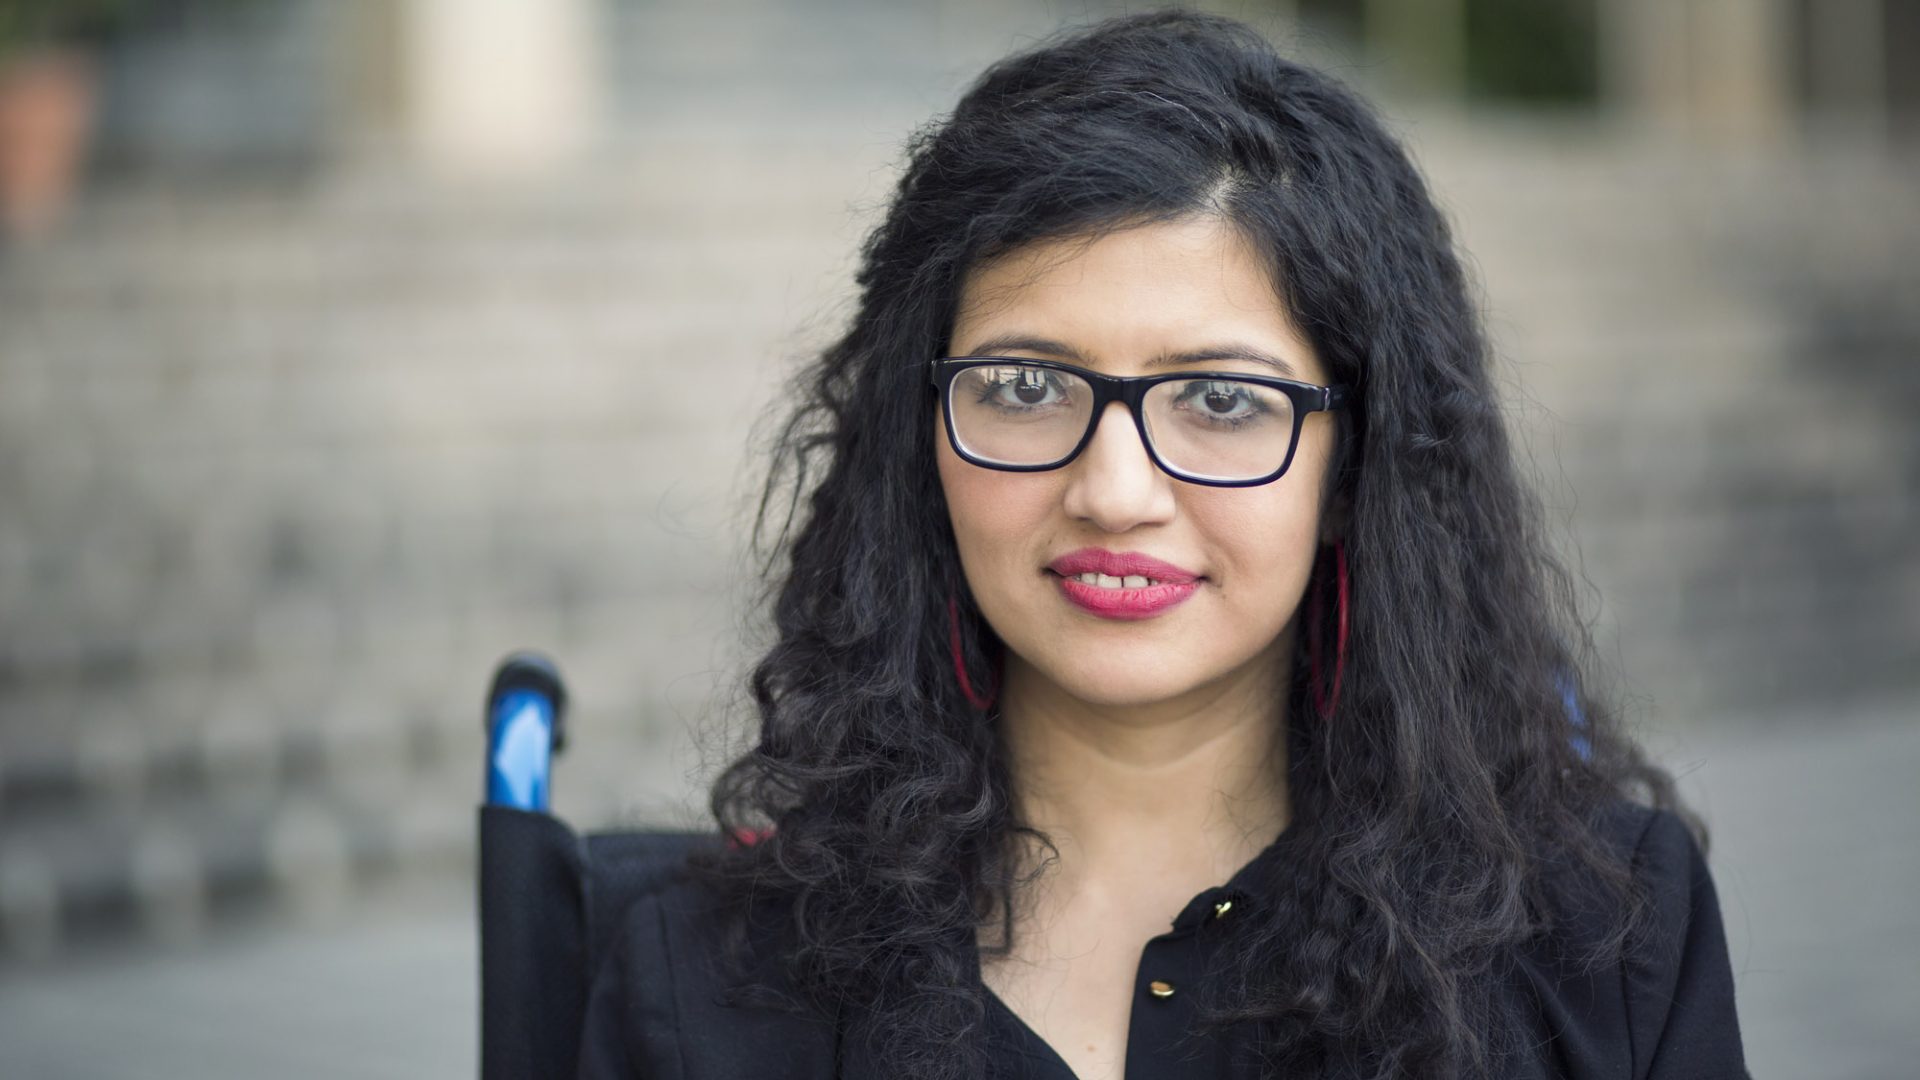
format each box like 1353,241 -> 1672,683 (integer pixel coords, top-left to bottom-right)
1613,804 -> 1750,1080
576,874 -> 838,1080
1506,799 -> 1749,1080
1538,800 -> 1714,956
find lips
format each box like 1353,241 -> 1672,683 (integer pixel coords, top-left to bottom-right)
1045,548 -> 1201,620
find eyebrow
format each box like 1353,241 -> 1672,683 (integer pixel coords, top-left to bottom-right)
960,332 -> 1301,379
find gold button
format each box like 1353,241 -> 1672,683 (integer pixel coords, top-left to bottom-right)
1213,899 -> 1233,919
1148,980 -> 1175,998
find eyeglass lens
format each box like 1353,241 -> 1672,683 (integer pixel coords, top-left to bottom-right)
946,363 -> 1298,482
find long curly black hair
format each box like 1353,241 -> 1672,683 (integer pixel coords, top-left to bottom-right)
685,10 -> 1692,1078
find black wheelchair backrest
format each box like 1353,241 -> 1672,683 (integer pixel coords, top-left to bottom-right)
478,652 -> 720,1079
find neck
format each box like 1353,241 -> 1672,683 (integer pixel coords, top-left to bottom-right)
993,645 -> 1293,895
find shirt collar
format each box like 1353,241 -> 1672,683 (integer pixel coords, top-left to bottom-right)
1167,825 -> 1295,934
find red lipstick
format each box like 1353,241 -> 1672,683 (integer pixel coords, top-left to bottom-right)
1046,548 -> 1202,621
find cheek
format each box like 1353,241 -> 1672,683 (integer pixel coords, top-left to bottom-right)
1186,474 -> 1327,613
935,427 -> 1051,571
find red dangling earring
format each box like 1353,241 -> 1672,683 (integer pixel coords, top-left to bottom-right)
1307,540 -> 1349,718
947,592 -> 999,712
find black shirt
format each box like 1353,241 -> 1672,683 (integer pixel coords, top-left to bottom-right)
576,801 -> 1750,1079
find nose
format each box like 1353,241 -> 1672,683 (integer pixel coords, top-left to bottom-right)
1060,402 -> 1177,532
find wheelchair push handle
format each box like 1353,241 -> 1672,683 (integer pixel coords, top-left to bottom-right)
484,651 -> 568,811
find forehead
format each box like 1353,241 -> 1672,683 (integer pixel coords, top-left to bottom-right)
950,216 -> 1322,381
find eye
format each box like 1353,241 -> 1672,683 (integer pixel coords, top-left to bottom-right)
978,366 -> 1069,410
1173,380 -> 1266,423
1010,371 -> 1051,405
1200,383 -> 1246,414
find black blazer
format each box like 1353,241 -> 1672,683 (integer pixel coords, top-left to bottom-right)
574,802 -> 1748,1079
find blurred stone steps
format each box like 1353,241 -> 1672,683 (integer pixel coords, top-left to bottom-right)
0,673 -> 700,958
4,42 -> 1917,959
0,759 -> 473,957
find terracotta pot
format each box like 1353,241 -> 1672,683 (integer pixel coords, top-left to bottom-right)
0,48 -> 98,241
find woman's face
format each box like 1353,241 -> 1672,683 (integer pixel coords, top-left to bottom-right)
936,214 -> 1339,712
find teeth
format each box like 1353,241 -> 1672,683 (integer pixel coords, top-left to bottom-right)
1069,572 -> 1161,589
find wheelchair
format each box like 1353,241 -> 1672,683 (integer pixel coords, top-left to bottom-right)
477,651 -> 721,1079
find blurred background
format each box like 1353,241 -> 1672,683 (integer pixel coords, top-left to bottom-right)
0,0 -> 1913,1076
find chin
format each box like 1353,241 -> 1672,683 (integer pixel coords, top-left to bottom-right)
1041,662 -> 1209,710
1071,685 -> 1196,709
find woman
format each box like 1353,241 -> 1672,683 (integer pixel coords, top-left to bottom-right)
577,11 -> 1747,1079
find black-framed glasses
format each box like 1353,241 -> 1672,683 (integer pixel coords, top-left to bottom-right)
931,356 -> 1349,487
